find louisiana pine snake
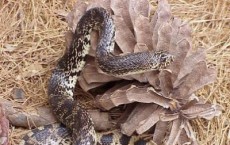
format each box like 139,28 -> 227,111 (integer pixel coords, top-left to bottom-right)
20,7 -> 174,145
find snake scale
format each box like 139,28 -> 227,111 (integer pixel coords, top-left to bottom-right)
20,7 -> 174,145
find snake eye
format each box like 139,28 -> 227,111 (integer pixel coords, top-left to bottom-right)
160,54 -> 168,63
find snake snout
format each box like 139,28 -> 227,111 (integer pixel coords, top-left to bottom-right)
159,53 -> 174,68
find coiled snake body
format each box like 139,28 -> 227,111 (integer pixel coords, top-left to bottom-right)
20,7 -> 174,145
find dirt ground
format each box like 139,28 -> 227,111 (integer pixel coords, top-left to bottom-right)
0,0 -> 229,144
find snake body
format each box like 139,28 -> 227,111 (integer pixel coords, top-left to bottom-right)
20,7 -> 174,145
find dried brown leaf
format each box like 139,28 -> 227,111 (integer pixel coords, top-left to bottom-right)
112,15 -> 136,53
156,23 -> 172,51
145,71 -> 161,89
169,19 -> 192,55
78,75 -> 105,91
152,121 -> 168,145
152,0 -> 171,50
0,105 -> 9,145
96,83 -> 171,110
128,0 -> 152,50
1,99 -> 110,131
175,48 -> 206,84
177,129 -> 190,145
180,103 -> 222,120
133,15 -> 153,51
136,107 -> 165,134
166,119 -> 183,145
8,106 -> 56,128
11,88 -> 26,102
121,103 -> 157,136
110,0 -> 132,30
160,112 -> 179,122
169,39 -> 191,83
95,83 -> 132,110
129,0 -> 150,20
82,64 -> 119,84
171,61 -> 216,99
159,70 -> 173,97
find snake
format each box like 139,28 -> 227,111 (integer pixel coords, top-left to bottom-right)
20,7 -> 174,145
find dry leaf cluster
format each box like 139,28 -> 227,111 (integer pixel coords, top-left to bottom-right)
64,0 -> 222,144
0,0 -> 229,145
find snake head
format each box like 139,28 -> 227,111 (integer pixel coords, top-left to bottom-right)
157,51 -> 174,69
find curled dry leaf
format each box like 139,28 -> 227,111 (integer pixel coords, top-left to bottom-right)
0,98 -> 56,128
169,61 -> 217,100
152,121 -> 168,144
110,0 -> 132,31
82,63 -> 120,84
152,0 -> 171,51
135,107 -> 166,134
180,102 -> 222,120
166,119 -> 183,145
96,83 -> 171,110
120,103 -> 158,136
165,119 -> 199,145
112,15 -> 136,53
0,104 -> 9,145
1,98 -> 110,131
10,88 -> 26,103
63,0 -> 222,144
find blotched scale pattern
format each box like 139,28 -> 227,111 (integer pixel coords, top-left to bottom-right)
20,7 -> 174,145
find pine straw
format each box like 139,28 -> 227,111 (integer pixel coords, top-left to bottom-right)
0,0 -> 229,144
